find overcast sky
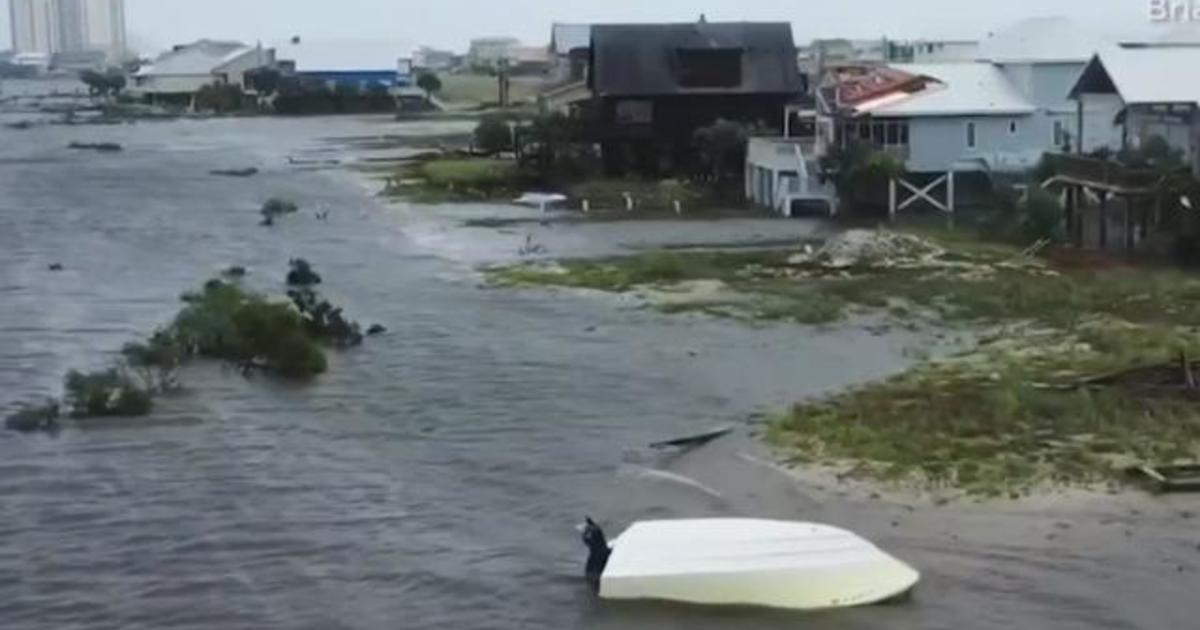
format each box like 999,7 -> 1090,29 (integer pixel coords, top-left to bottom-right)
0,0 -> 1178,54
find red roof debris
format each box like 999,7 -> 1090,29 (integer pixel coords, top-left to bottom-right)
824,65 -> 929,108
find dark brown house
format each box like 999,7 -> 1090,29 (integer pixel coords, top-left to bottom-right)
585,20 -> 803,174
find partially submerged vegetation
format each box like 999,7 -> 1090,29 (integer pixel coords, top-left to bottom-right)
68,141 -> 123,152
260,198 -> 299,225
489,230 -> 1200,495
6,261 -> 373,432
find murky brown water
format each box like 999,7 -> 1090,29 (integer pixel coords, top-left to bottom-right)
2,80 -> 1197,630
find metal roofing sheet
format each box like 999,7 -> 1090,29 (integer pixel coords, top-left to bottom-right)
136,40 -> 249,76
864,62 -> 1036,117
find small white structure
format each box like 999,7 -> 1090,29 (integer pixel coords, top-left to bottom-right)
1069,45 -> 1200,177
599,519 -> 920,611
132,40 -> 274,102
745,137 -> 835,216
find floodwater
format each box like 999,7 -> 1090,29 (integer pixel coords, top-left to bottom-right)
1,81 -> 1198,629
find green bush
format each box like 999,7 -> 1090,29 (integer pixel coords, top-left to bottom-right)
286,258 -> 322,286
64,369 -> 153,418
475,115 -> 513,154
173,279 -> 328,378
1018,188 -> 1064,243
194,82 -> 246,113
820,142 -> 904,217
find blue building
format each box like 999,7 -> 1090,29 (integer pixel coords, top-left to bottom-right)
275,38 -> 413,89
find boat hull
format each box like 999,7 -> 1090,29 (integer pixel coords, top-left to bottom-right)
599,519 -> 919,611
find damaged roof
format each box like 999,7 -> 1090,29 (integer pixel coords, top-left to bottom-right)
856,63 -> 1036,117
589,22 -> 801,96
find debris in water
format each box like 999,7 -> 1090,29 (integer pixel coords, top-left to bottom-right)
222,265 -> 247,278
788,229 -> 945,269
48,263 -> 64,271
366,324 -> 387,336
68,141 -> 123,152
649,426 -> 733,450
210,167 -> 259,177
1128,464 -> 1200,493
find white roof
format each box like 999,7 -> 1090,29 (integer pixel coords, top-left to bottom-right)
863,63 -> 1035,117
275,39 -> 413,73
136,40 -> 251,77
978,17 -> 1108,63
1083,46 -> 1200,105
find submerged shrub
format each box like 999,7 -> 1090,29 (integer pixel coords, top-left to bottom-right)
5,400 -> 61,433
172,279 -> 328,378
64,369 -> 153,418
288,288 -> 364,348
260,198 -> 299,225
286,258 -> 323,286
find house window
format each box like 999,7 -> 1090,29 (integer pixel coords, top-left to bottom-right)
676,48 -> 742,88
1009,120 -> 1018,135
1053,120 -> 1066,147
872,122 -> 885,144
966,121 -> 977,148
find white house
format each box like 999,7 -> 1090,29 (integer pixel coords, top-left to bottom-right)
1068,45 -> 1200,176
132,40 -> 274,103
799,18 -> 1122,216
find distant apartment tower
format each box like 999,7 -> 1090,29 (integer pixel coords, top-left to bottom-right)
9,0 -> 58,55
8,0 -> 127,62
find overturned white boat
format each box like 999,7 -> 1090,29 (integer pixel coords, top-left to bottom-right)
582,518 -> 919,611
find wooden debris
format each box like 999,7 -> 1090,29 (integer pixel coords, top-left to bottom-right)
650,427 -> 733,450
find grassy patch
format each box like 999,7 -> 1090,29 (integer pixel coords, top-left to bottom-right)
384,157 -> 525,202
570,179 -> 732,213
438,74 -> 543,106
420,158 -> 519,189
488,232 -> 1200,493
768,322 -> 1200,496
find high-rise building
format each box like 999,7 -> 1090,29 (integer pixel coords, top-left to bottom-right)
8,0 -> 126,62
9,0 -> 59,55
